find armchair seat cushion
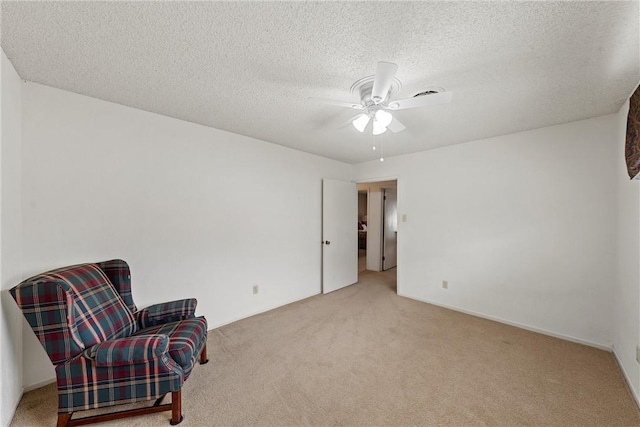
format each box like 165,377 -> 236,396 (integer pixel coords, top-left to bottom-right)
136,316 -> 207,379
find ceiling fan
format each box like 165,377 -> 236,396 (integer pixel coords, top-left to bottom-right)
317,61 -> 453,135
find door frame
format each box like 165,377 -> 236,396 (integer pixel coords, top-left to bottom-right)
355,176 -> 401,294
382,187 -> 398,271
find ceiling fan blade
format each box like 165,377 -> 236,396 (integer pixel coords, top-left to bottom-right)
371,61 -> 398,104
309,97 -> 364,109
388,91 -> 453,110
387,116 -> 406,133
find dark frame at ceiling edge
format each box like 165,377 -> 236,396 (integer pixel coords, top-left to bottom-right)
625,80 -> 640,180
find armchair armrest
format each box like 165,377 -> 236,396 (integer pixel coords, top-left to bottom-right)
137,298 -> 197,329
85,334 -> 169,367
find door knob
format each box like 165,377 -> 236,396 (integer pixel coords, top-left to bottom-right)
323,240 -> 331,245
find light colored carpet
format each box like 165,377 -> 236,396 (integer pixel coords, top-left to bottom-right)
11,268 -> 640,426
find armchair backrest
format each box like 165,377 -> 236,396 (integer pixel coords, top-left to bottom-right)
10,263 -> 138,365
96,259 -> 138,314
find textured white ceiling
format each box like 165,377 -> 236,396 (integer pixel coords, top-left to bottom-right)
2,1 -> 639,164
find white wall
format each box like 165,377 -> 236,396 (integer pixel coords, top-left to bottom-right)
0,50 -> 24,426
9,76 -> 638,411
354,115 -> 618,348
20,82 -> 351,388
614,98 -> 640,404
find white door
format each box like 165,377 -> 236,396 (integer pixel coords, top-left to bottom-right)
322,179 -> 357,294
383,187 -> 397,270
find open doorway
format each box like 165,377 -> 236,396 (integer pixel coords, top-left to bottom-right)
356,180 -> 398,290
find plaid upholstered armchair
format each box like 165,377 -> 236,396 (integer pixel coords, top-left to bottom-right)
10,259 -> 208,427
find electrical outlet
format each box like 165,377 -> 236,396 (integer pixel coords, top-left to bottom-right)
636,345 -> 640,364
253,285 -> 259,295
442,280 -> 448,289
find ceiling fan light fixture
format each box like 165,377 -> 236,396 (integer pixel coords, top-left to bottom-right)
352,114 -> 370,132
372,120 -> 387,135
375,109 -> 393,128
320,62 -> 452,139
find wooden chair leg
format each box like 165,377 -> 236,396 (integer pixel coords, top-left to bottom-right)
57,413 -> 72,427
199,343 -> 209,364
170,391 -> 183,425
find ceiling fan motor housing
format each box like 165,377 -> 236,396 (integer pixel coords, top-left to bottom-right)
350,76 -> 402,107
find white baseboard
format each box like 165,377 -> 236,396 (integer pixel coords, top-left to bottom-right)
613,347 -> 640,410
23,377 -> 55,393
398,292 -> 612,351
207,291 -> 318,330
9,377 -> 55,425
21,292 -> 631,411
2,391 -> 23,427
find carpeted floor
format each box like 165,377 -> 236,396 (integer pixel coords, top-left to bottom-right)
10,268 -> 640,426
